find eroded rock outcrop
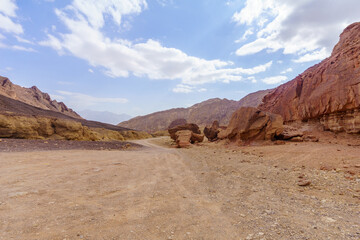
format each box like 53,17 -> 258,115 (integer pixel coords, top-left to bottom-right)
175,130 -> 204,148
175,130 -> 192,148
168,123 -> 201,140
259,22 -> 360,133
218,107 -> 284,141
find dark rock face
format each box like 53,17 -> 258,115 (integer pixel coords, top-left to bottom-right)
218,107 -> 284,141
168,123 -> 201,140
259,22 -> 360,134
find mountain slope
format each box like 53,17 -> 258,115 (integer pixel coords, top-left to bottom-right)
118,89 -> 271,132
259,22 -> 360,133
0,76 -> 81,119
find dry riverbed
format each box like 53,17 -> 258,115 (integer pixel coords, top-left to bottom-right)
0,137 -> 359,239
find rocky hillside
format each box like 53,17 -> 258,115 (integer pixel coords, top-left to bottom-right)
259,22 -> 360,134
0,94 -> 151,141
0,76 -> 81,119
119,89 -> 271,132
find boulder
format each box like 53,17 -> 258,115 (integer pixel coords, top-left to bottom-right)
203,120 -> 226,141
168,123 -> 201,140
218,107 -> 284,141
175,130 -> 192,148
191,132 -> 204,143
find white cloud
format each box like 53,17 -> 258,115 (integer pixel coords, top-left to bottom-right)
41,0 -> 273,88
293,48 -> 328,63
198,88 -> 207,92
172,84 -> 208,94
0,12 -> 23,34
235,28 -> 254,43
57,90 -> 128,103
248,76 -> 257,83
71,0 -> 147,29
0,0 -> 33,53
262,75 -> 287,85
157,0 -> 174,7
15,36 -> 34,44
0,43 -> 36,52
280,67 -> 293,74
54,90 -> 128,109
0,0 -> 23,34
172,84 -> 194,93
233,0 -> 360,62
11,45 -> 36,52
0,0 -> 18,17
88,68 -> 94,73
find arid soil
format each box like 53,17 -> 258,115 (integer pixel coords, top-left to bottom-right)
0,139 -> 142,152
0,137 -> 359,240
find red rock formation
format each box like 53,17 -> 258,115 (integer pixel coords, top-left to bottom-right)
174,130 -> 204,148
168,123 -> 201,140
203,120 -> 226,142
218,107 -> 283,141
175,130 -> 192,148
259,22 -> 360,133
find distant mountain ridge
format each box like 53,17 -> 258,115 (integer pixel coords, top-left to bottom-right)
0,76 -> 81,119
118,89 -> 272,132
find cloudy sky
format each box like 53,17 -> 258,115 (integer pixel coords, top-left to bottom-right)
0,0 -> 359,118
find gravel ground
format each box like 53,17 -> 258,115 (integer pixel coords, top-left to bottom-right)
0,138 -> 143,152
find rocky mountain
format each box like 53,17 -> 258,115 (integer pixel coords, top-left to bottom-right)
118,89 -> 271,132
0,76 -> 81,119
259,22 -> 360,133
78,110 -> 131,125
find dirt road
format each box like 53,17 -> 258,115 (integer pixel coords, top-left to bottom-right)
0,138 -> 359,239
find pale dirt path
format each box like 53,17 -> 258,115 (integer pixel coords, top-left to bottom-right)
0,138 -> 359,240
0,138 -> 239,240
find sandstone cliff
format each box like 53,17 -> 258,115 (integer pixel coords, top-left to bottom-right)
0,76 -> 81,119
259,22 -> 360,133
119,89 -> 271,132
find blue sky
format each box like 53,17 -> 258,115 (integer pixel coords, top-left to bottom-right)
0,0 -> 360,118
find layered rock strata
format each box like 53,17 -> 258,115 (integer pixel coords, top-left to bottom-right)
259,22 -> 360,133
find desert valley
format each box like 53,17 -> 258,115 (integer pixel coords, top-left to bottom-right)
1,1 -> 360,240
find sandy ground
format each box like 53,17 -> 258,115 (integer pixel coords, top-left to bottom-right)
0,137 -> 359,240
